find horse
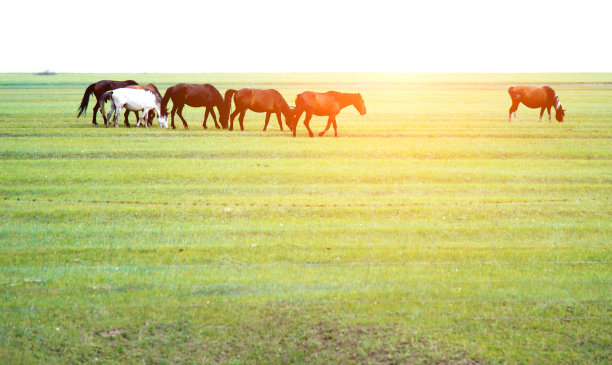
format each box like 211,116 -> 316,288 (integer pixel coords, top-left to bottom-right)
292,91 -> 366,137
508,86 -> 565,122
99,88 -> 168,128
126,84 -> 162,127
222,88 -> 294,132
77,80 -> 140,125
160,83 -> 226,130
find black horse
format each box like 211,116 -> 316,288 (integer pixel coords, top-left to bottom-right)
77,80 -> 140,125
161,83 -> 227,129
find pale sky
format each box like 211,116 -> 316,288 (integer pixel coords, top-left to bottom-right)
2,0 -> 610,72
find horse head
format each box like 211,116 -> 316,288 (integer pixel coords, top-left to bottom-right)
285,106 -> 297,130
354,93 -> 366,115
555,107 -> 565,122
553,95 -> 565,122
157,106 -> 169,128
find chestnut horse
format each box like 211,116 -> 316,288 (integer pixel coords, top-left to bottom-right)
292,91 -> 366,137
160,83 -> 226,129
222,88 -> 294,132
508,86 -> 565,122
77,80 -> 139,125
126,84 -> 161,127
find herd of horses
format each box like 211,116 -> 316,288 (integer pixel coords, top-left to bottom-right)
77,80 -> 565,136
77,80 -> 367,137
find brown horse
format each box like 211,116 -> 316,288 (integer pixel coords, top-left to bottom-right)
126,84 -> 161,126
508,86 -> 565,122
292,91 -> 366,137
222,88 -> 294,132
77,80 -> 139,125
161,83 -> 226,129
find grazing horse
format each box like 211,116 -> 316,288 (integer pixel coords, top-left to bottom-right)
126,84 -> 161,127
222,88 -> 294,132
160,83 -> 226,130
508,86 -> 565,122
99,88 -> 168,128
77,80 -> 139,125
292,91 -> 366,137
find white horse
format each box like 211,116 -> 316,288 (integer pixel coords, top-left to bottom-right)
99,88 -> 168,128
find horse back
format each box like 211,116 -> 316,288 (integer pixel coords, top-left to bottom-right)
296,91 -> 341,116
508,86 -> 551,108
93,80 -> 138,99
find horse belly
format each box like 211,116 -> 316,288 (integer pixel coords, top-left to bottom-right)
520,89 -> 546,109
123,101 -> 145,112
249,105 -> 272,113
521,98 -> 544,109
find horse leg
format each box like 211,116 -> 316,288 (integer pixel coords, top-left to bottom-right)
176,105 -> 189,129
170,105 -> 178,129
319,114 -> 338,137
276,112 -> 283,131
105,101 -> 114,128
238,111 -> 246,131
124,110 -> 132,127
303,113 -> 314,138
113,107 -> 122,128
140,109 -> 150,128
263,112 -> 271,131
539,107 -> 545,122
203,108 -> 210,129
547,106 -> 552,122
229,108 -> 241,131
210,109 -> 220,129
509,102 -> 519,122
292,109 -> 304,137
92,102 -> 100,125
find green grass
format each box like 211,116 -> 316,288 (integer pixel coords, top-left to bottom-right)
0,72 -> 611,363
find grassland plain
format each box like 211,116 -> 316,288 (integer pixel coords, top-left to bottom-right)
0,73 -> 610,363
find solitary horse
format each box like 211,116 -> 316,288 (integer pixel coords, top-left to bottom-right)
508,86 -> 565,122
222,88 -> 294,132
77,80 -> 139,125
161,83 -> 226,129
99,88 -> 168,128
292,91 -> 366,137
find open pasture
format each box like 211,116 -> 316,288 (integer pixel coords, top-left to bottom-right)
0,73 -> 611,363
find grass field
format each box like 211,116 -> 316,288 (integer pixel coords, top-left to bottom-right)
0,72 -> 611,363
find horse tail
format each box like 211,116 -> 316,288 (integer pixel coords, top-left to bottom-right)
220,89 -> 237,129
98,90 -> 113,124
77,83 -> 96,117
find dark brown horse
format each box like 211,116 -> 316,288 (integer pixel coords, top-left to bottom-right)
508,86 -> 565,122
222,88 -> 294,132
292,91 -> 366,137
161,83 -> 226,129
77,80 -> 139,125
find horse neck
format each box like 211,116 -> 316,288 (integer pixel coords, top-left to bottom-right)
280,99 -> 292,118
553,95 -> 562,111
338,93 -> 360,109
